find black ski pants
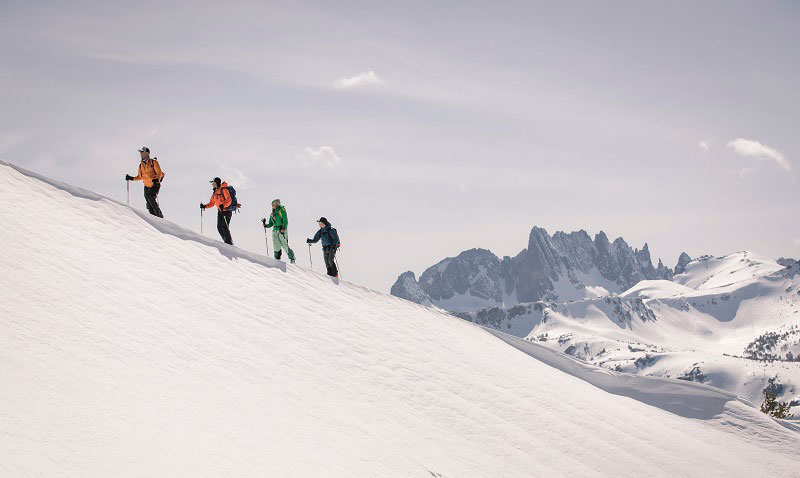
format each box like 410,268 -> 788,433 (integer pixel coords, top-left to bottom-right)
323,247 -> 338,277
144,184 -> 164,218
217,210 -> 233,245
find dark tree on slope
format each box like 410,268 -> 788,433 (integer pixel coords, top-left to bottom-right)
760,389 -> 794,419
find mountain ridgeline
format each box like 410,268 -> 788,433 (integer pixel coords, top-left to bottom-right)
391,226 -> 691,311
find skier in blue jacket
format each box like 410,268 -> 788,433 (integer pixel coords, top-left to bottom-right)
307,217 -> 340,277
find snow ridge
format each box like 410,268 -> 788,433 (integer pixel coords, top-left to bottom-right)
1,160 -> 799,477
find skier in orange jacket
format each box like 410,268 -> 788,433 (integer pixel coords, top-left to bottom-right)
201,177 -> 237,245
125,146 -> 165,218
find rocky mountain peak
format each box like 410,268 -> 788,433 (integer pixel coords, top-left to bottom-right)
674,252 -> 693,275
392,226 -> 689,311
389,271 -> 431,306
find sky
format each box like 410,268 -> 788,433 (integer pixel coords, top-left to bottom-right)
1,0 -> 798,292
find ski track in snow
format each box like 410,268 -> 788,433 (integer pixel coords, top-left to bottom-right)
1,161 -> 799,477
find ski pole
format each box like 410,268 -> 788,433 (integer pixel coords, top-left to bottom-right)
200,208 -> 204,235
335,249 -> 341,279
263,225 -> 270,256
126,179 -> 130,206
281,231 -> 290,255
308,244 -> 313,269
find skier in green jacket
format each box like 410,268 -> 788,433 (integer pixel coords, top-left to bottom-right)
262,199 -> 296,263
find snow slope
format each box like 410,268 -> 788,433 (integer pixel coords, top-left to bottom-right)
1,160 -> 799,477
458,251 -> 800,408
620,279 -> 695,299
674,252 -> 785,290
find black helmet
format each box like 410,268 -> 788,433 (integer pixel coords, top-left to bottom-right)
138,146 -> 150,153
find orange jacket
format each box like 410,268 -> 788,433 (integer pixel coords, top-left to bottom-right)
205,182 -> 233,211
133,159 -> 164,187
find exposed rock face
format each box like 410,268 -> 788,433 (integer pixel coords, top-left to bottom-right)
674,252 -> 693,275
390,226 -> 691,311
416,249 -> 503,304
389,271 -> 431,306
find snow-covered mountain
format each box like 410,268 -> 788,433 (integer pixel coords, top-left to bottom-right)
408,244 -> 800,408
392,226 -> 687,311
2,160 -> 800,477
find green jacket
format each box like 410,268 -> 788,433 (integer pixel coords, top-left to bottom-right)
266,205 -> 288,230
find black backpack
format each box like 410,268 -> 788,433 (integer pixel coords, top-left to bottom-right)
226,185 -> 240,212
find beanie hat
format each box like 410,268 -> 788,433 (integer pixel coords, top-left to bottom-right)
271,199 -> 281,206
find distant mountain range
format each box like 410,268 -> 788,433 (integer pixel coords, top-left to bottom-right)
392,226 -> 692,311
391,226 -> 800,408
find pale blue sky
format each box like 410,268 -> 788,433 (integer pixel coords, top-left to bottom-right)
2,1 -> 798,291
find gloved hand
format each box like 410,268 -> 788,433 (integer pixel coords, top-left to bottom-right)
280,229 -> 286,234
200,203 -> 206,210
261,218 -> 267,228
306,238 -> 313,244
125,174 -> 133,181
152,179 -> 159,186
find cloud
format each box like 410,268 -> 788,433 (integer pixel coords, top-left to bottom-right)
297,146 -> 342,171
794,238 -> 800,247
726,138 -> 791,174
699,140 -> 710,151
216,162 -> 253,190
334,70 -> 384,90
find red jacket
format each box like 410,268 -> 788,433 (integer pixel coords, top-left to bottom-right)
205,182 -> 233,211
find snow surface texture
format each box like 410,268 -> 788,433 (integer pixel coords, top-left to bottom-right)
1,160 -> 799,477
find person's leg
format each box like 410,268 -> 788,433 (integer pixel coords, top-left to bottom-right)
143,186 -> 155,215
144,184 -> 163,218
216,210 -> 226,242
222,211 -> 233,245
272,229 -> 283,260
151,183 -> 163,218
325,247 -> 339,277
322,248 -> 331,275
280,232 -> 296,262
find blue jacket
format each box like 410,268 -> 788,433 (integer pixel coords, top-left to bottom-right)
309,226 -> 340,250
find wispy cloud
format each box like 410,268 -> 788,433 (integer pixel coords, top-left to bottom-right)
699,140 -> 710,151
334,70 -> 384,90
216,162 -> 253,189
726,138 -> 791,176
297,146 -> 342,170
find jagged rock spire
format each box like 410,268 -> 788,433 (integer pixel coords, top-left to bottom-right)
391,226 -> 686,309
